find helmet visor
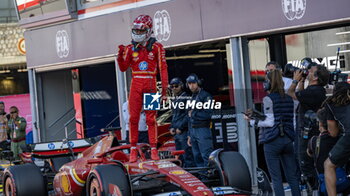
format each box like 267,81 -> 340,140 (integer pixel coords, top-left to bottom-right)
132,29 -> 147,35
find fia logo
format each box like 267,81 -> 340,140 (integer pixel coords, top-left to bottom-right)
154,10 -> 171,42
56,30 -> 70,58
143,92 -> 161,110
282,0 -> 306,21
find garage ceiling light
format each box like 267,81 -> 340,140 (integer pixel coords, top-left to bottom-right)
336,31 -> 350,35
166,54 -> 215,60
198,49 -> 226,53
327,42 -> 350,47
0,70 -> 10,74
339,49 -> 350,54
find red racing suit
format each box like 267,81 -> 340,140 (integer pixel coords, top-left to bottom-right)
117,38 -> 168,148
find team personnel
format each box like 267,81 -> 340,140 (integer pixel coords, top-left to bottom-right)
6,106 -> 26,160
169,77 -> 195,167
117,15 -> 168,162
323,83 -> 350,196
288,63 -> 329,189
122,100 -> 149,143
186,74 -> 213,167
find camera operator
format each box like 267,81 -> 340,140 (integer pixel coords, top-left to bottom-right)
245,70 -> 300,196
288,62 -> 330,190
323,82 -> 350,196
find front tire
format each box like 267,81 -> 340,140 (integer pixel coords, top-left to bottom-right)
219,151 -> 252,191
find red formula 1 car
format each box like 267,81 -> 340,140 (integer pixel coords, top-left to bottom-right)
2,130 -> 252,196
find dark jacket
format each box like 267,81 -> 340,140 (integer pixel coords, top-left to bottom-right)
170,91 -> 189,131
189,89 -> 213,128
261,93 -> 294,143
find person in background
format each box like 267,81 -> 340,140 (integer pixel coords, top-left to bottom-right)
0,101 -> 9,143
288,63 -> 329,190
169,77 -> 195,167
265,61 -> 293,92
323,82 -> 350,196
122,100 -> 149,144
307,106 -> 350,195
245,70 -> 300,196
6,106 -> 26,160
186,73 -> 213,167
265,61 -> 301,183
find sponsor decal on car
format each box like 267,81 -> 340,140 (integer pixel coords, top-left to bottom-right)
60,172 -> 72,194
48,143 -> 55,150
158,163 -> 176,168
178,174 -> 193,179
169,170 -> 186,175
131,168 -> 148,173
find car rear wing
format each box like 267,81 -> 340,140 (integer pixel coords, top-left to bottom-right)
26,138 -> 93,158
33,139 -> 92,151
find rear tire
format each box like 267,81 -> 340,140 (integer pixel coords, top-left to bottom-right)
86,164 -> 131,196
219,151 -> 252,191
3,163 -> 47,196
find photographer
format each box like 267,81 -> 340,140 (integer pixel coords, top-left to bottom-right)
245,70 -> 300,196
323,82 -> 350,196
307,108 -> 350,195
288,63 -> 330,189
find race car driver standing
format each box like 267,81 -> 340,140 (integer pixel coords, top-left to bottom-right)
117,15 -> 168,162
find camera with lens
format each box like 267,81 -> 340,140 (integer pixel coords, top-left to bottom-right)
329,69 -> 348,85
302,110 -> 318,140
284,57 -> 316,78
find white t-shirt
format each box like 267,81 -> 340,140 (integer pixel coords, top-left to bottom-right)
122,101 -> 147,131
282,77 -> 292,93
283,76 -> 299,131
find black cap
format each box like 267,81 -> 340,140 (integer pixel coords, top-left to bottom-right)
170,77 -> 183,85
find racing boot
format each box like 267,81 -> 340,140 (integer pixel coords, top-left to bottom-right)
151,148 -> 160,160
129,146 -> 138,163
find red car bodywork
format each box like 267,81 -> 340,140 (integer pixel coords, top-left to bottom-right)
14,132 -> 250,196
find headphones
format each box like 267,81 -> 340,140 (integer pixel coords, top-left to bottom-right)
186,73 -> 202,88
